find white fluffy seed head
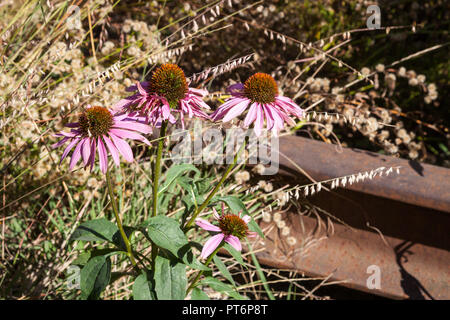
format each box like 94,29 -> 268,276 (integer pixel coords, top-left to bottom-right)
276,220 -> 286,229
281,226 -> 290,236
273,212 -> 282,223
287,236 -> 297,246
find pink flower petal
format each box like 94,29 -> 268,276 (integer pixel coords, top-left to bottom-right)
188,87 -> 208,97
195,218 -> 221,232
97,137 -> 108,174
109,133 -> 133,162
111,94 -> 140,111
109,129 -> 150,145
212,208 -> 220,220
224,235 -> 242,252
89,138 -> 96,171
262,104 -> 275,130
243,103 -> 258,128
112,121 -> 152,134
103,135 -> 120,167
211,97 -> 248,121
222,99 -> 250,123
69,140 -> 83,170
242,215 -> 251,224
52,137 -> 69,149
60,138 -> 80,163
226,83 -> 245,95
136,81 -> 148,96
253,105 -> 264,137
81,138 -> 91,166
201,233 -> 225,259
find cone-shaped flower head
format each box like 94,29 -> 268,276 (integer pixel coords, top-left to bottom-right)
52,105 -> 152,173
212,72 -> 305,136
149,63 -> 189,106
195,203 -> 257,259
112,64 -> 210,128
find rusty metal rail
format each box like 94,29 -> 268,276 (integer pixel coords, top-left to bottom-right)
251,135 -> 450,299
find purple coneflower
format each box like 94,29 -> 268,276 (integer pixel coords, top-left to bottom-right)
211,73 -> 305,136
52,105 -> 152,173
113,64 -> 210,128
196,205 -> 257,259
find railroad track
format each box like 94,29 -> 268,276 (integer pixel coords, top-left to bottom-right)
252,135 -> 450,299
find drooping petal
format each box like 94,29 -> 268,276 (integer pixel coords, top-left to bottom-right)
188,87 -> 208,97
69,140 -> 83,170
109,129 -> 150,145
111,93 -> 141,111
243,102 -> 258,128
112,121 -> 152,134
97,137 -> 108,174
262,104 -> 275,130
110,133 -> 134,162
60,138 -> 80,164
89,138 -> 96,171
221,99 -> 250,123
201,233 -> 225,259
253,104 -> 264,137
211,97 -> 248,121
195,218 -> 221,232
81,138 -> 91,166
224,235 -> 242,252
103,135 -> 120,167
52,137 -> 69,149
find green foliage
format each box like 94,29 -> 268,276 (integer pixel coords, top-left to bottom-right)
80,255 -> 112,300
154,254 -> 187,300
200,277 -> 247,300
191,288 -> 210,300
133,272 -> 156,300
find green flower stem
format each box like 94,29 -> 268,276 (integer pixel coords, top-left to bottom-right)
152,120 -> 168,217
184,139 -> 246,231
186,241 -> 224,296
151,120 -> 168,267
106,169 -> 137,267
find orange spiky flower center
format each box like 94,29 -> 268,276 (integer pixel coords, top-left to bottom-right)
79,106 -> 113,138
149,63 -> 188,106
218,214 -> 249,239
244,73 -> 278,104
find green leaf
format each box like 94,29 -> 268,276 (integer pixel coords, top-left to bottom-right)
213,255 -> 235,286
70,218 -> 118,243
72,252 -> 91,266
215,196 -> 264,238
159,164 -> 200,195
133,272 -> 156,300
154,255 -> 187,300
179,243 -> 211,271
80,255 -> 111,300
191,288 -> 210,300
200,276 -> 247,300
143,216 -> 189,258
223,243 -> 246,268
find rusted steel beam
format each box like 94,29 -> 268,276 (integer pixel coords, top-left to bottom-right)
251,136 -> 450,299
276,135 -> 450,213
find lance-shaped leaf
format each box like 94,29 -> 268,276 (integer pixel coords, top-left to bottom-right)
80,255 -> 111,300
154,255 -> 187,300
